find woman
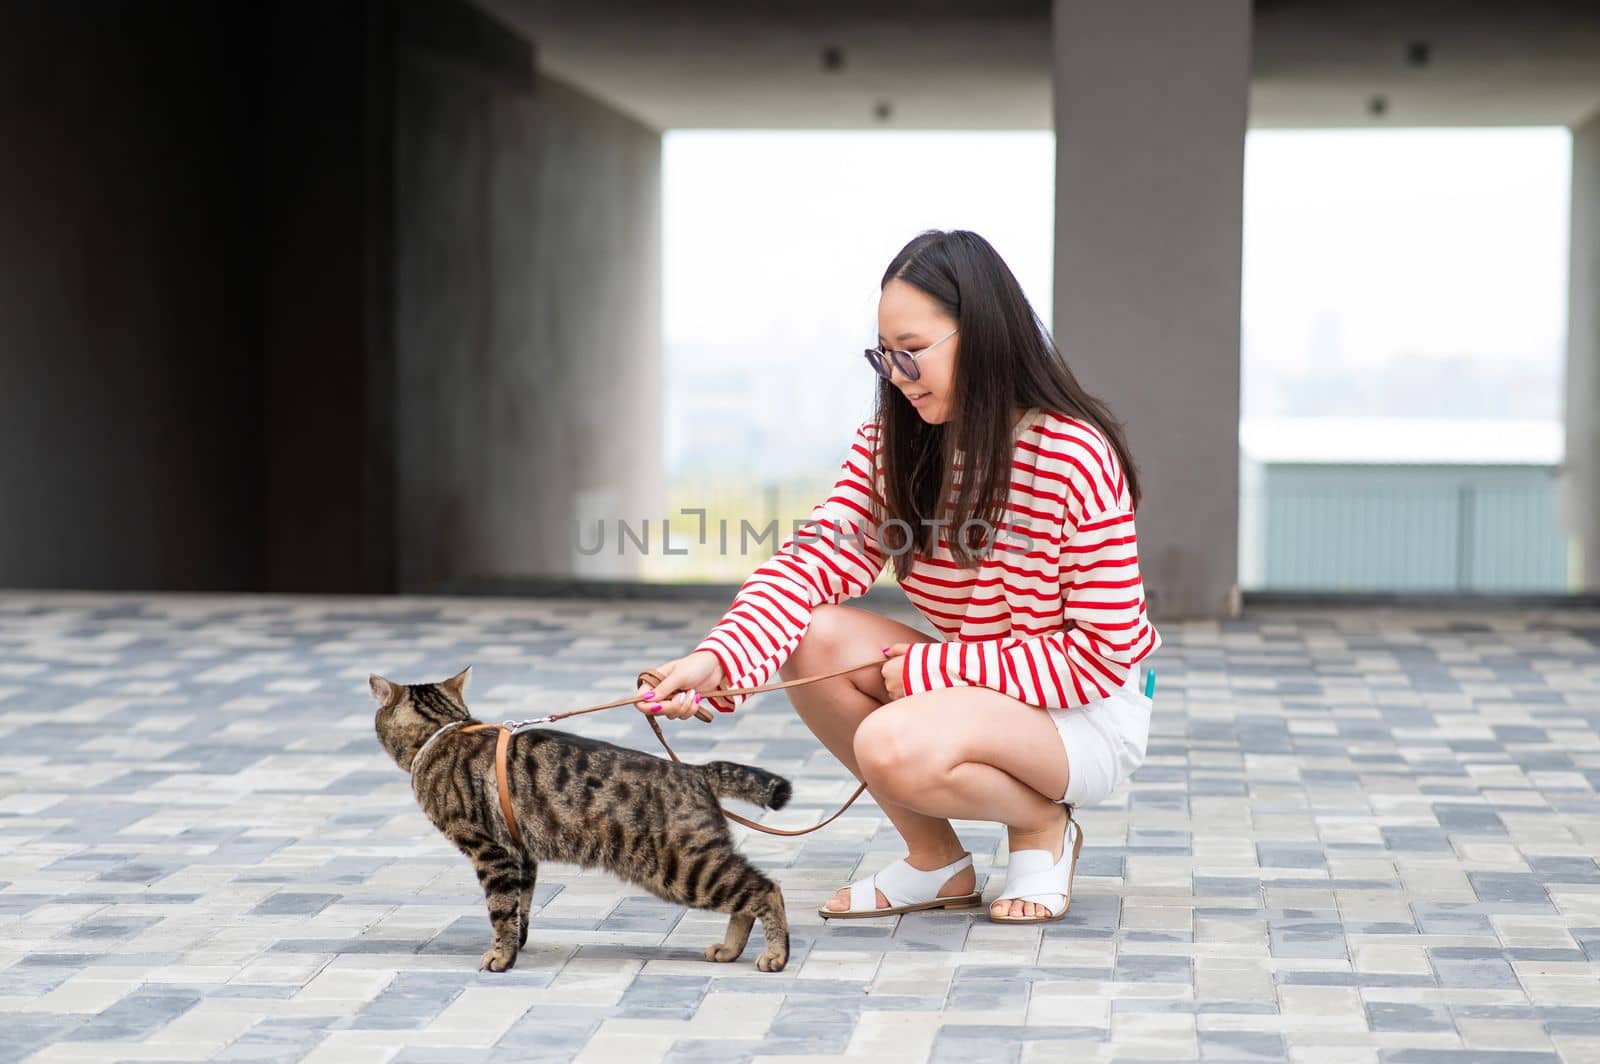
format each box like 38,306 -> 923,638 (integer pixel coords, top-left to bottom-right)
635,229 -> 1161,924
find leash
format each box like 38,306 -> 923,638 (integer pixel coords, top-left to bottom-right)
430,657 -> 891,845
634,662 -> 885,837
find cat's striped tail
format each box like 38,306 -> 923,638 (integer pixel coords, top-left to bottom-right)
700,761 -> 792,810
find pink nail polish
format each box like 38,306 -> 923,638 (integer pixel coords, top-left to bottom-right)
643,689 -> 656,698
649,705 -> 661,714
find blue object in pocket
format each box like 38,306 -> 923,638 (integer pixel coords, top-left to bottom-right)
1143,667 -> 1157,701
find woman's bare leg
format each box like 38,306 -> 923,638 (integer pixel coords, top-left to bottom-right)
851,689 -> 1076,919
778,604 -> 976,911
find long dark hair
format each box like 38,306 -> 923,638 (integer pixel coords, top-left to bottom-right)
872,229 -> 1142,581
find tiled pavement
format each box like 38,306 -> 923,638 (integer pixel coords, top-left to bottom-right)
1,591 -> 1599,1063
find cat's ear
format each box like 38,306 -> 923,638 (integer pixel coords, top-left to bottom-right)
442,665 -> 472,702
369,674 -> 399,706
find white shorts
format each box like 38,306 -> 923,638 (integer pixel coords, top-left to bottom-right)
1047,663 -> 1154,807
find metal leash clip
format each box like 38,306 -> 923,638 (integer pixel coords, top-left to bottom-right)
503,716 -> 554,734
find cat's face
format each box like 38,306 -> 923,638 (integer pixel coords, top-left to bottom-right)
369,666 -> 473,771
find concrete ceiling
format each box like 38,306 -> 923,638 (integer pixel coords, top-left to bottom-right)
475,0 -> 1600,131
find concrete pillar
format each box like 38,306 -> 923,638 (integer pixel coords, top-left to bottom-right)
1050,0 -> 1251,619
392,63 -> 664,594
1564,110 -> 1600,591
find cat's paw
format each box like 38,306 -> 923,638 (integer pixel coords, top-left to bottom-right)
703,942 -> 743,963
755,948 -> 787,973
479,945 -> 518,972
517,922 -> 529,948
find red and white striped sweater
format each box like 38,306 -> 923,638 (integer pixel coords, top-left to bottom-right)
692,406 -> 1161,713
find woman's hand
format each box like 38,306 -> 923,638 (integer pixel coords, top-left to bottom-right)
635,650 -> 724,720
881,643 -> 910,700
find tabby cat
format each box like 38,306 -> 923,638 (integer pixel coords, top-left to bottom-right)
369,666 -> 791,972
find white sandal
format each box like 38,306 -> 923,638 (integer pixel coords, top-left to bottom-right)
817,852 -> 983,919
988,810 -> 1085,924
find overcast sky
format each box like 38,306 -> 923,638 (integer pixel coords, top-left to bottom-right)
1242,127 -> 1570,369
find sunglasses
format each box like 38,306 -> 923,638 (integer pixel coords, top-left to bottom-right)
863,328 -> 958,382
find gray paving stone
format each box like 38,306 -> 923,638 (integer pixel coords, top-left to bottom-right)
341,972 -> 473,1030
1200,1030 -> 1289,1060
1367,1002 -> 1456,1033
0,1017 -> 85,1064
1382,1052 -> 1561,1064
1468,872 -> 1554,906
249,891 -> 342,916
1412,902 -> 1495,935
1112,953 -> 1193,983
1430,956 -> 1520,989
70,986 -> 204,1041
